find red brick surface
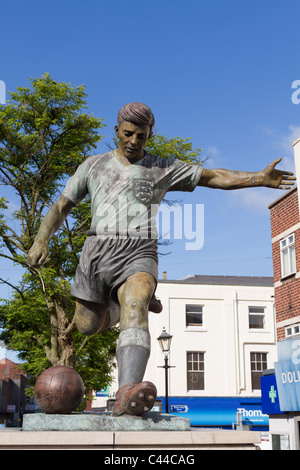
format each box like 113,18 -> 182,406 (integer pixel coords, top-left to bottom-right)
269,188 -> 300,341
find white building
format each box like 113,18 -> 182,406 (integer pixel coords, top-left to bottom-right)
145,274 -> 276,429
95,274 -> 277,430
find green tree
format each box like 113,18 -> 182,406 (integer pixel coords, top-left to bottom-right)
145,133 -> 202,165
0,75 -> 203,395
0,74 -> 118,392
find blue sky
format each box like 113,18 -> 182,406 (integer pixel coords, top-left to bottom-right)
1,0 -> 300,302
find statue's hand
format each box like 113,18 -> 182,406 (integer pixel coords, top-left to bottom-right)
27,239 -> 49,267
262,158 -> 296,189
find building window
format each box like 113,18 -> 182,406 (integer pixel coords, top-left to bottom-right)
249,306 -> 265,329
187,352 -> 205,390
285,323 -> 300,338
272,434 -> 290,451
185,305 -> 203,327
251,352 -> 267,391
280,233 -> 296,278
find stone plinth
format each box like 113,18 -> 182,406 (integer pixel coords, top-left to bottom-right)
22,411 -> 190,432
0,428 -> 261,450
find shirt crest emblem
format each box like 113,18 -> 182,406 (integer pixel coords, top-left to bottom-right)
134,179 -> 154,203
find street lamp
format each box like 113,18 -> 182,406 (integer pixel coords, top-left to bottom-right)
157,327 -> 174,413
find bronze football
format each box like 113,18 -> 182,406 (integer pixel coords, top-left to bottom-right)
34,366 -> 85,414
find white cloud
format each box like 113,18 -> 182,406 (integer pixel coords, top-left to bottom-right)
262,124 -> 300,174
228,123 -> 300,213
229,187 -> 283,214
202,124 -> 299,214
227,123 -> 300,214
203,145 -> 228,168
279,125 -> 300,156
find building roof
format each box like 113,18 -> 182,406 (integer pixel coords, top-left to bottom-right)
159,274 -> 274,287
268,186 -> 297,209
0,358 -> 24,380
0,358 -> 19,366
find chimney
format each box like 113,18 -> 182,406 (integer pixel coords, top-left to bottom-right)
292,138 -> 300,216
163,271 -> 167,280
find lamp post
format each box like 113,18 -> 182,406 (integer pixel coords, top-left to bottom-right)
157,327 -> 174,413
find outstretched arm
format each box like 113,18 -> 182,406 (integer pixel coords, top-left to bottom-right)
27,195 -> 75,267
198,158 -> 296,190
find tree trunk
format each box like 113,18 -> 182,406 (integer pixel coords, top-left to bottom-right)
42,292 -> 76,368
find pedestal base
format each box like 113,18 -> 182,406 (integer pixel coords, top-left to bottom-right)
0,428 -> 261,450
22,411 -> 190,432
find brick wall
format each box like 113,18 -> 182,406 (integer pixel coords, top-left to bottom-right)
275,277 -> 300,340
269,187 -> 300,341
270,188 -> 299,239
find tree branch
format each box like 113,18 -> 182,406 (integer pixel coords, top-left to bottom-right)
78,336 -> 89,351
64,218 -> 80,264
0,252 -> 28,268
33,335 -> 52,362
0,277 -> 25,300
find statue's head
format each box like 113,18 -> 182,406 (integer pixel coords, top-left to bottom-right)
117,102 -> 155,137
115,102 -> 155,160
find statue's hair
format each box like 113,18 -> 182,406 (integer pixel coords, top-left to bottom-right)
117,102 -> 155,131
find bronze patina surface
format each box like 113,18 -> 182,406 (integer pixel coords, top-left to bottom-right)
28,102 -> 295,416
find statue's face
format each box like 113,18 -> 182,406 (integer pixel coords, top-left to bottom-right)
115,121 -> 151,161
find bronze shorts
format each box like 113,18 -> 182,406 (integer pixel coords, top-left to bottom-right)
70,235 -> 158,328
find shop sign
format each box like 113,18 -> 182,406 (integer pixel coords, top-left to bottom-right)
274,338 -> 300,412
7,405 -> 16,413
261,373 -> 283,415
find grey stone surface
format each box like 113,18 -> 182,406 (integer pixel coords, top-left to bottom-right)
22,411 -> 190,432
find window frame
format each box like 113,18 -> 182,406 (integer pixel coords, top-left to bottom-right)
285,323 -> 300,338
250,352 -> 268,391
185,304 -> 204,329
186,351 -> 205,391
248,306 -> 266,330
280,233 -> 296,279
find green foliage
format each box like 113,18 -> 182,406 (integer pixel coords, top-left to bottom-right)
0,73 -> 103,207
0,286 -> 119,396
0,74 -> 118,394
0,75 -> 203,397
145,133 -> 202,164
